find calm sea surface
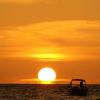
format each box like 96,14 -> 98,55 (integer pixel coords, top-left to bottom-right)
0,84 -> 100,100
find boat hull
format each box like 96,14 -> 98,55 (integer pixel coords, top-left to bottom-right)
68,87 -> 88,96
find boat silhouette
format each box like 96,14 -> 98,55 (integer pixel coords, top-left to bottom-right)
68,79 -> 88,96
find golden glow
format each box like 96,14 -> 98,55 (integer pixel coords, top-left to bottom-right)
31,53 -> 67,61
38,67 -> 56,83
1,20 -> 100,60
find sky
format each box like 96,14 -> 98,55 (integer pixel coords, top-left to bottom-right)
0,0 -> 100,84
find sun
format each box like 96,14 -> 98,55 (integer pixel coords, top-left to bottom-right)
38,67 -> 56,83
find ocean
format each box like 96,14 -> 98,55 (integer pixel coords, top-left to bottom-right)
0,84 -> 100,100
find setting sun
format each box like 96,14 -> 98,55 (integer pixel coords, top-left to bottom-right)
38,68 -> 56,83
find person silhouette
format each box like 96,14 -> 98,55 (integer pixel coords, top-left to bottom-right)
80,81 -> 84,88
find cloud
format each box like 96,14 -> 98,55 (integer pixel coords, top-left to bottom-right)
0,20 -> 100,60
0,0 -> 100,28
0,0 -> 44,3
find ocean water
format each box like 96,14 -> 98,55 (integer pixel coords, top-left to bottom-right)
0,84 -> 100,100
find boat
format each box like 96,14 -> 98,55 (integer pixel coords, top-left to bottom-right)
68,79 -> 88,96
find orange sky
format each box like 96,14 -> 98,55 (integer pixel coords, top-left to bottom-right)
0,0 -> 100,84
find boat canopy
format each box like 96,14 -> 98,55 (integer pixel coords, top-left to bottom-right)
71,79 -> 86,82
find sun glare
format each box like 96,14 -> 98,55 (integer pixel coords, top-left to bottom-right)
38,67 -> 56,84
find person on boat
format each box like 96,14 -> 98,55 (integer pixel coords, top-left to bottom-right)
80,81 -> 84,88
